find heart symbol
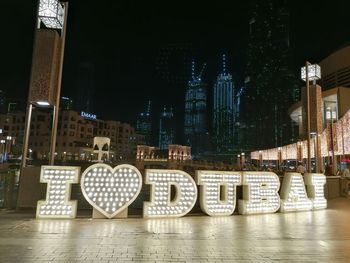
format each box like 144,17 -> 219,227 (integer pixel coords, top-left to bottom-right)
81,164 -> 142,219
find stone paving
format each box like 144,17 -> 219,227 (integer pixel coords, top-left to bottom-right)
0,199 -> 350,262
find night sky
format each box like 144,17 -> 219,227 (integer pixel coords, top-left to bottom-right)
2,0 -> 350,127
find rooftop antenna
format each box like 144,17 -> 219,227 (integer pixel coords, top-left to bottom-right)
191,60 -> 196,80
222,54 -> 226,74
146,100 -> 151,115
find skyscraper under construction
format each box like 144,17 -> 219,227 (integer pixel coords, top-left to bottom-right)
184,61 -> 209,156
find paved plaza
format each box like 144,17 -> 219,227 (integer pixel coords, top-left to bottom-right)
0,199 -> 350,262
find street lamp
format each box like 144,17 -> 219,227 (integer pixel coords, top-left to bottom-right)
259,150 -> 263,168
6,136 -> 12,157
301,62 -> 321,172
277,147 -> 282,171
20,1 -> 69,172
38,0 -> 65,29
0,139 -> 5,163
326,106 -> 337,175
310,132 -> 318,172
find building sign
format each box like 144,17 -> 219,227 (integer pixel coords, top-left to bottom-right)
81,111 -> 97,120
36,164 -> 327,219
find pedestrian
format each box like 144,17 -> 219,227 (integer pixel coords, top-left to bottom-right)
296,162 -> 306,174
342,163 -> 350,178
324,164 -> 333,176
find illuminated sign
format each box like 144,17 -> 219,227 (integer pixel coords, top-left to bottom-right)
279,173 -> 312,212
196,171 -> 241,216
238,172 -> 280,215
81,164 -> 142,218
81,111 -> 97,120
143,169 -> 197,218
36,166 -> 80,219
36,165 -> 327,219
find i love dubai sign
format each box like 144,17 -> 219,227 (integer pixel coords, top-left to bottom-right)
36,163 -> 327,219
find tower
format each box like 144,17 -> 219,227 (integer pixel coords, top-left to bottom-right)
240,0 -> 299,151
0,90 -> 5,114
213,54 -> 235,153
136,100 -> 152,145
159,106 -> 176,150
75,62 -> 95,113
184,61 -> 209,155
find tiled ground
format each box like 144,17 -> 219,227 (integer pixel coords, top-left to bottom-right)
0,199 -> 350,262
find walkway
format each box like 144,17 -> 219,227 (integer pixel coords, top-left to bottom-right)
0,199 -> 350,262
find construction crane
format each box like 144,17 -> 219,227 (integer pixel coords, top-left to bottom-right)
198,63 -> 207,80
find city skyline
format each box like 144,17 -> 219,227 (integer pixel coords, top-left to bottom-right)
2,0 -> 350,152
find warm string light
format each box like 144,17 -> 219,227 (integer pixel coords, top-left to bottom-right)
80,164 -> 142,219
279,173 -> 312,212
251,109 -> 350,160
36,166 -> 80,219
196,171 -> 241,216
143,170 -> 197,218
304,173 -> 327,210
238,172 -> 280,215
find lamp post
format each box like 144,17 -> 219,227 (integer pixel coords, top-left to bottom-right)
20,0 -> 68,172
241,153 -> 245,170
277,147 -> 282,171
301,62 -> 321,172
259,150 -> 263,168
0,139 -> 5,163
310,132 -> 318,172
6,136 -> 12,158
237,154 -> 241,170
326,106 -> 337,175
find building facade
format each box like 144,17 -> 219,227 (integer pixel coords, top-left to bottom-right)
213,54 -> 235,153
319,44 -> 350,90
0,110 -> 143,161
158,106 -> 176,150
240,0 -> 299,152
136,100 -> 152,145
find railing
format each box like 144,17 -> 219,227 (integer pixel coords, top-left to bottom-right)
0,163 -> 19,209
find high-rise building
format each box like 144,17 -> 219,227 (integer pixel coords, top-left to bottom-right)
159,106 -> 176,150
213,55 -> 235,153
184,61 -> 209,155
75,62 -> 95,113
136,100 -> 152,145
61,96 -> 74,110
240,0 -> 299,152
0,90 -> 6,114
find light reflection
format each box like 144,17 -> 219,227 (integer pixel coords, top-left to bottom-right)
146,218 -> 193,234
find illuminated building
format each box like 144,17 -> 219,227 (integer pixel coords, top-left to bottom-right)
158,106 -> 176,150
0,110 -> 142,161
213,54 -> 235,153
184,61 -> 209,155
319,44 -> 350,90
252,87 -> 350,166
0,90 -> 5,114
240,0 -> 299,152
60,96 -> 73,110
75,62 -> 95,112
136,100 -> 152,145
